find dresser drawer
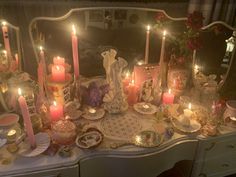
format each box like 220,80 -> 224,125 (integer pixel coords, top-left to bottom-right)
199,154 -> 236,177
8,164 -> 79,177
203,137 -> 236,159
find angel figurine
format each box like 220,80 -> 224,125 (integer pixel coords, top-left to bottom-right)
102,50 -> 128,114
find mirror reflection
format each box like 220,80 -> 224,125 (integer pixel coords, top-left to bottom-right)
30,9 -> 186,77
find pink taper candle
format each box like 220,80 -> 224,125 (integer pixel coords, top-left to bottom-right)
71,24 -> 79,79
127,80 -> 138,105
144,25 -> 150,64
18,88 -> 36,149
1,21 -> 12,61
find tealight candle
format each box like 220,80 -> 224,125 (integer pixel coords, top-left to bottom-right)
184,103 -> 193,119
53,56 -> 65,66
142,104 -> 150,109
88,108 -> 96,114
50,101 -> 64,122
7,129 -> 16,142
51,65 -> 65,82
162,89 -> 175,104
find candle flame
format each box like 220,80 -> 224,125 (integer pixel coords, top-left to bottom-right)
2,21 -> 6,26
131,80 -> 135,84
72,24 -> 76,35
163,30 -> 167,36
125,71 -> 130,78
194,65 -> 199,70
168,89 -> 171,94
188,103 -> 192,110
3,50 -> 7,55
137,60 -> 144,65
53,101 -> 57,106
56,66 -> 60,70
39,46 -> 43,51
18,88 -> 22,96
147,25 -> 150,31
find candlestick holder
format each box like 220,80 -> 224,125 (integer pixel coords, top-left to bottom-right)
46,73 -> 73,105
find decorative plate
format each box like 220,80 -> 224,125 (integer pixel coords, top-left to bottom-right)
133,102 -> 157,115
171,116 -> 201,133
76,130 -> 103,149
18,132 -> 50,157
134,130 -> 163,148
0,114 -> 19,127
82,108 -> 105,121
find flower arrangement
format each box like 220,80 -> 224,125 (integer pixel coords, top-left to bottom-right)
155,11 -> 204,65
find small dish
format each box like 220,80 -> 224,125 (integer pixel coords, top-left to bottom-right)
171,116 -> 201,133
133,102 -> 157,115
0,114 -> 19,127
82,108 -> 105,120
18,132 -> 50,157
76,129 -> 103,149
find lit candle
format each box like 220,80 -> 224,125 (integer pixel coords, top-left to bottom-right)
127,80 -> 138,105
144,25 -> 150,64
18,88 -> 36,149
7,129 -> 16,142
71,24 -> 80,79
184,103 -> 193,119
137,60 -> 144,66
88,108 -> 96,114
53,56 -> 65,66
50,101 -> 63,122
162,89 -> 175,104
51,65 -> 65,82
1,21 -> 12,61
194,64 -> 200,75
142,104 -> 150,110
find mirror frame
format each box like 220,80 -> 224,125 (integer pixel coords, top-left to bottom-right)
0,19 -> 23,71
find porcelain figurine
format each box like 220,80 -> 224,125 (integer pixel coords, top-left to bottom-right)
103,54 -> 128,114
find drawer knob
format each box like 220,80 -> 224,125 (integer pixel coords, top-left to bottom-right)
227,144 -> 235,148
222,163 -> 229,168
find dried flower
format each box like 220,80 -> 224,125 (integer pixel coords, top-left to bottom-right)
186,37 -> 202,51
186,11 -> 204,30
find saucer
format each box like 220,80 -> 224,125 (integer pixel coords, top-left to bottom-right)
133,102 -> 157,115
82,108 -> 105,121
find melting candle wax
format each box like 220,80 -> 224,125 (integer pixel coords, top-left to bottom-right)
88,108 -> 96,114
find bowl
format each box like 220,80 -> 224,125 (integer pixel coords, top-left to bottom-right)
0,113 -> 19,128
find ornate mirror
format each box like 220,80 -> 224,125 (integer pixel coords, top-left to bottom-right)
193,22 -> 236,93
0,19 -> 24,112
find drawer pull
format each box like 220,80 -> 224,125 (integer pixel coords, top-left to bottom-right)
205,142 -> 215,151
222,163 -> 229,168
227,144 -> 235,149
199,173 -> 207,177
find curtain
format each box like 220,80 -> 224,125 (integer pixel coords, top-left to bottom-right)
188,0 -> 236,26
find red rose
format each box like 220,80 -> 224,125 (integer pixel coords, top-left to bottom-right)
186,11 -> 204,30
155,12 -> 167,22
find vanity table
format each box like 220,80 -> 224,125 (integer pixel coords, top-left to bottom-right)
0,7 -> 236,177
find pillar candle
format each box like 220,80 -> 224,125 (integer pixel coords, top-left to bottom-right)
144,25 -> 150,64
18,88 -> 36,149
52,65 -> 65,82
162,89 -> 175,104
53,56 -> 65,66
71,25 -> 79,79
50,101 -> 63,122
127,80 -> 138,105
1,21 -> 12,61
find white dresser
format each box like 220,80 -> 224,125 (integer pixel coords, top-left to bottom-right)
192,128 -> 236,177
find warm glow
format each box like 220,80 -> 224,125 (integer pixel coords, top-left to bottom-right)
18,88 -> 22,96
56,66 -> 60,70
163,30 -> 167,36
2,21 -> 6,26
72,24 -> 76,35
143,104 -> 150,109
230,117 -> 236,121
53,101 -> 57,106
131,80 -> 135,85
135,135 -> 141,144
89,108 -> 96,114
147,25 -> 150,31
168,89 -> 171,94
137,60 -> 144,65
188,103 -> 192,110
7,129 -> 16,136
125,71 -> 130,78
194,65 -> 199,70
39,46 -> 43,51
3,50 -> 7,55
57,56 -> 60,59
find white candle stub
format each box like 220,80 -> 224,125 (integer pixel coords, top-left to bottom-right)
143,104 -> 150,109
89,108 -> 96,114
7,129 -> 16,137
183,103 -> 193,119
230,117 -> 236,121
